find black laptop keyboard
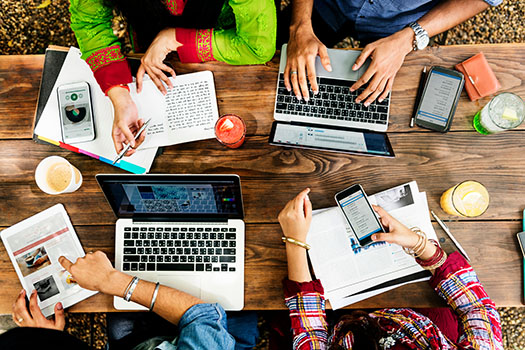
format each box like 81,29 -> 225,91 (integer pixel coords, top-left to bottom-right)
121,226 -> 237,273
275,73 -> 389,125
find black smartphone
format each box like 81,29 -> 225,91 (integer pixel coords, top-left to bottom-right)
414,66 -> 464,132
335,184 -> 384,247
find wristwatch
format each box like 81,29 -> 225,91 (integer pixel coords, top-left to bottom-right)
408,22 -> 429,51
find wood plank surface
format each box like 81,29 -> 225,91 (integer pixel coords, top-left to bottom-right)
0,44 -> 524,140
0,221 -> 521,313
1,130 -> 525,226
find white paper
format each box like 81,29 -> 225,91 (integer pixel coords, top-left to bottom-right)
34,47 -> 158,172
132,71 -> 219,149
0,204 -> 97,317
307,181 -> 438,309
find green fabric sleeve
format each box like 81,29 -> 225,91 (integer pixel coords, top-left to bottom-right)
69,0 -> 122,62
212,0 -> 277,65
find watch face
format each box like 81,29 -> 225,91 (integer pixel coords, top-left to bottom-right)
417,35 -> 429,50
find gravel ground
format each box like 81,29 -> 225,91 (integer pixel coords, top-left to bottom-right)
1,0 -> 524,349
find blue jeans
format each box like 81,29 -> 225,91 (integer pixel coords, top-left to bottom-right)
107,304 -> 258,350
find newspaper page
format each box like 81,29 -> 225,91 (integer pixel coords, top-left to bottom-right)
1,204 -> 96,317
306,181 -> 437,309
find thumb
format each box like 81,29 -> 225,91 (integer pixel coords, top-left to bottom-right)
58,256 -> 73,272
372,232 -> 391,243
304,193 -> 312,219
353,45 -> 373,71
118,122 -> 136,148
318,45 -> 332,72
54,302 -> 66,330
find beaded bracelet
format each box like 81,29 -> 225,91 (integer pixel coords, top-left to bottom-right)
282,236 -> 311,250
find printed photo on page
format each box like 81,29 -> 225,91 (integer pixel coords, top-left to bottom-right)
1,204 -> 97,317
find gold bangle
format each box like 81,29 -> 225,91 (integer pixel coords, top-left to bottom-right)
403,228 -> 428,257
282,236 -> 311,250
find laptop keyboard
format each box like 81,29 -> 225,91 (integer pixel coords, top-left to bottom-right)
274,73 -> 389,125
121,226 -> 237,273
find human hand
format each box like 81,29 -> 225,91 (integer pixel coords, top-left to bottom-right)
137,28 -> 180,94
370,205 -> 420,249
59,251 -> 129,296
12,289 -> 65,330
350,28 -> 414,106
108,87 -> 146,157
285,23 -> 332,101
278,188 -> 312,242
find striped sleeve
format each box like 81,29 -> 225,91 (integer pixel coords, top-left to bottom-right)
431,252 -> 503,350
284,280 -> 329,350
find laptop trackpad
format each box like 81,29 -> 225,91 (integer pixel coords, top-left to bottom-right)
158,275 -> 202,299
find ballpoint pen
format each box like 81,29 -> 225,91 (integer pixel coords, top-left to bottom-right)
112,118 -> 152,165
430,210 -> 470,261
410,66 -> 427,128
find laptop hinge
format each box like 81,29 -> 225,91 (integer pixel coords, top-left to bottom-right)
131,217 -> 229,224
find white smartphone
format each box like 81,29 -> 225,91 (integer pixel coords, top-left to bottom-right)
57,81 -> 96,144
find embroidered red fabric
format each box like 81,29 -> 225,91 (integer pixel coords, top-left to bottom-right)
93,60 -> 133,94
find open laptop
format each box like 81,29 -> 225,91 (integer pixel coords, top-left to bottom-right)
273,44 -> 391,132
96,174 -> 245,311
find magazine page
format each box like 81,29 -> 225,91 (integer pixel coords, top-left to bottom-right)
307,181 -> 437,309
1,204 -> 97,317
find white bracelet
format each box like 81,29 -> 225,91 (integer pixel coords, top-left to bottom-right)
124,276 -> 139,302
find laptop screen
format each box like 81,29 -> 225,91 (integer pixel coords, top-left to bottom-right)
96,174 -> 244,220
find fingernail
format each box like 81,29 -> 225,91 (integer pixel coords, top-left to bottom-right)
287,87 -> 291,92
57,302 -> 63,310
352,64 -> 358,71
372,235 -> 377,241
327,65 -> 332,72
305,97 -> 309,102
356,99 -> 361,104
313,90 -> 319,95
296,95 -> 302,101
19,289 -> 24,295
350,88 -> 355,92
31,290 -> 36,295
305,194 -> 310,201
378,98 -> 383,103
364,102 -> 370,107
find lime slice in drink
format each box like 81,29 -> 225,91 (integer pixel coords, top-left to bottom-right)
501,107 -> 518,122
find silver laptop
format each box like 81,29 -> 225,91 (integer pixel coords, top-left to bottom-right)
96,174 -> 245,311
274,44 -> 391,132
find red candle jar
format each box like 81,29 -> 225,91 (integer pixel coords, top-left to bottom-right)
214,114 -> 246,148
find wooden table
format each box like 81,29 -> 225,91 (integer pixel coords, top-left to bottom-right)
0,44 -> 524,313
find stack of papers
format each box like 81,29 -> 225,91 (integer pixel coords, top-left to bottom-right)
34,47 -> 219,174
306,181 -> 437,309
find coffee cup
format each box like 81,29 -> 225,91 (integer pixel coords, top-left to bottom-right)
35,156 -> 82,195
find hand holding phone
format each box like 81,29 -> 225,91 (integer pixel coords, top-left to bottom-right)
335,184 -> 384,247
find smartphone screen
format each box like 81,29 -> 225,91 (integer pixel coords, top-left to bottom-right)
415,67 -> 463,132
336,186 -> 383,246
57,82 -> 95,144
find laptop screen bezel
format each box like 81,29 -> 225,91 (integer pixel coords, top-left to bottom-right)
96,174 -> 244,221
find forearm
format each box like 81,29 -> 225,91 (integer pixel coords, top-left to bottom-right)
103,270 -> 203,325
289,0 -> 315,30
286,245 -> 312,282
418,0 -> 490,37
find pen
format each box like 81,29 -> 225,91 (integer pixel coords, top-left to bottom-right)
112,118 -> 152,165
410,66 -> 427,128
430,210 -> 470,261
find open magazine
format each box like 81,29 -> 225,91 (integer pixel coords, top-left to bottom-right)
1,204 -> 97,317
307,181 -> 438,309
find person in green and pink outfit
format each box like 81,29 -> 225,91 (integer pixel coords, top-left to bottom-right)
69,0 -> 276,156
